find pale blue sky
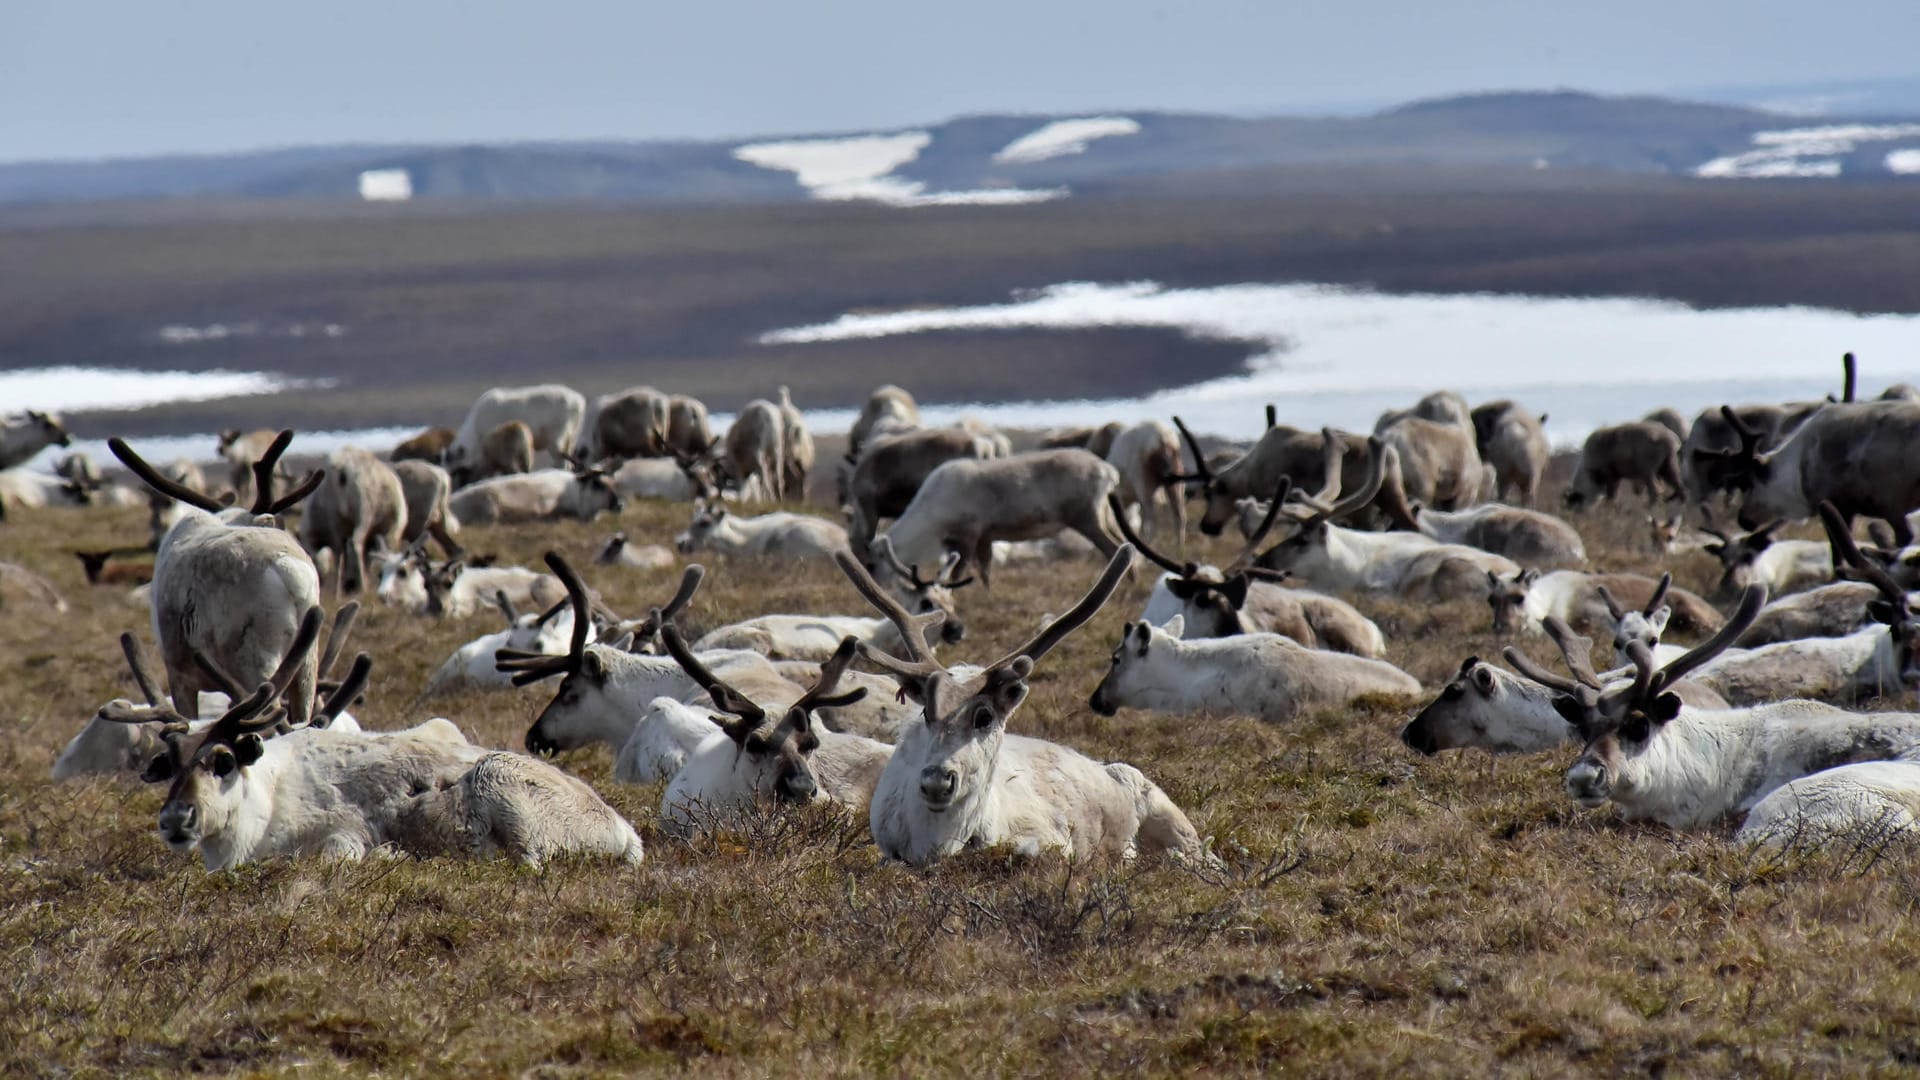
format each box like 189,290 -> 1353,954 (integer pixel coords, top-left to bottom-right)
3,0 -> 1916,161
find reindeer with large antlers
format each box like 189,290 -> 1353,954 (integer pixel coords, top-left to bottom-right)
1118,439 -> 1384,656
503,553 -> 805,761
1254,435 -> 1520,600
1501,579 -> 1920,829
656,630 -> 893,837
107,605 -> 643,869
111,429 -> 328,728
835,544 -> 1207,865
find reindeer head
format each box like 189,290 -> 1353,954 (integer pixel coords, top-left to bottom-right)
675,500 -> 726,554
569,463 -> 626,519
1701,519 -> 1785,599
1089,615 -> 1184,717
103,608 -> 366,855
1600,574 -> 1673,662
1171,414 -> 1241,536
1400,656 -> 1556,755
1503,588 -> 1764,810
660,627 -> 866,807
1694,406 -> 1802,528
866,535 -> 972,644
835,544 -> 1133,816
1110,469 -> 1295,637
1483,569 -> 1541,635
506,554 -> 704,756
25,410 -> 71,448
111,429 -> 322,532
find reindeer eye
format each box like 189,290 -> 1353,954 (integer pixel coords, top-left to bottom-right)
208,749 -> 238,778
141,755 -> 175,783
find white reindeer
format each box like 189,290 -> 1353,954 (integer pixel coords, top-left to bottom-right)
672,501 -> 848,561
375,543 -> 565,618
445,467 -> 624,526
1699,517 -> 1832,600
655,631 -> 893,837
447,384 -> 586,473
1088,615 -> 1421,725
1738,760 -> 1920,849
107,654 -> 642,870
0,410 -> 71,469
418,591 -> 595,698
109,431 -> 328,727
836,547 -> 1208,865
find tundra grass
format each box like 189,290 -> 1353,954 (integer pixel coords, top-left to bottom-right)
3,489 -> 1919,1077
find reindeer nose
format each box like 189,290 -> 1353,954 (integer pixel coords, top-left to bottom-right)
941,620 -> 966,644
920,767 -> 958,805
780,771 -> 818,803
1399,717 -> 1438,756
1088,689 -> 1117,717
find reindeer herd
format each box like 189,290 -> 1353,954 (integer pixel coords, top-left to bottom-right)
8,348 -> 1920,874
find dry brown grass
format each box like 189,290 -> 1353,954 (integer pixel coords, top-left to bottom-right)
4,483 -> 1920,1078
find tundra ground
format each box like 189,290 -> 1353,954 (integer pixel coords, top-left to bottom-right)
3,487 -> 1919,1077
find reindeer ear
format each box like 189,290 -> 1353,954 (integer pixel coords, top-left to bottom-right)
1470,664 -> 1496,694
1162,614 -> 1185,640
581,650 -> 609,682
1869,600 -> 1901,626
1703,542 -> 1724,557
1520,569 -> 1541,587
1485,569 -> 1499,589
141,754 -> 175,783
1550,695 -> 1588,729
1220,575 -> 1250,610
232,733 -> 265,766
1646,607 -> 1671,636
1648,694 -> 1683,724
1164,577 -> 1199,600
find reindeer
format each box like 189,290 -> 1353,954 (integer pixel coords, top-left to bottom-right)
445,467 -> 624,526
655,630 -> 891,836
1373,463 -> 1586,569
1642,407 -> 1688,441
111,430 -> 326,728
721,399 -> 787,503
878,448 -> 1123,589
1105,419 -> 1188,541
471,419 -> 536,482
0,410 -> 71,469
215,428 -> 284,506
501,557 -> 795,758
1174,414 -> 1386,537
390,459 -> 462,559
672,501 -> 848,561
0,561 -> 69,613
595,531 -> 674,569
609,454 -> 717,503
447,383 -> 586,474
1516,585 -> 1920,829
298,446 -> 408,595
1041,421 -> 1125,460
694,540 -> 971,660
1681,505 -> 1920,706
836,546 -> 1208,865
1736,582 -> 1885,647
777,386 -> 815,500
1256,437 -> 1521,601
1115,464 -> 1384,657
1698,517 -> 1832,600
1089,614 -> 1421,725
1704,401 -> 1920,547
587,386 -> 671,460
419,590 -> 596,698
1470,399 -> 1551,506
1738,760 -> 1920,849
844,427 -> 995,557
849,384 -> 920,456
389,426 -> 456,463
1563,421 -> 1685,509
105,631 -> 642,869
57,612 -> 369,779
1484,568 -> 1721,640
375,540 -> 565,618
666,395 -> 713,460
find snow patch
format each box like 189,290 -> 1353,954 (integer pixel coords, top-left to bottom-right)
358,168 -> 412,201
1698,123 -> 1920,178
1888,149 -> 1920,175
993,116 -> 1141,165
734,131 -> 1060,206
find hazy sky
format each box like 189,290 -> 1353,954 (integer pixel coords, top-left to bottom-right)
4,0 -> 1916,162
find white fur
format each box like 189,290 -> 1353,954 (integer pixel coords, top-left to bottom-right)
448,384 -> 586,471
1738,760 -> 1920,848
672,503 -> 848,560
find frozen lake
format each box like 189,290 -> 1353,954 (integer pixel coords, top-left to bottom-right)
15,282 -> 1920,472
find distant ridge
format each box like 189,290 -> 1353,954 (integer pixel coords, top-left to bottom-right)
3,90 -> 1916,206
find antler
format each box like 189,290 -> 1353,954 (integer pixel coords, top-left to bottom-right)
108,437 -> 225,512
314,653 -> 372,727
1170,416 -> 1214,484
1820,501 -> 1906,604
833,548 -> 946,679
498,551 -> 595,685
119,633 -> 167,708
317,600 -> 359,681
1841,351 -> 1858,404
1596,584 -> 1626,622
1225,476 -> 1292,574
1284,435 -> 1386,530
1637,584 -> 1767,700
619,564 -> 707,647
986,544 -> 1135,673
659,624 -> 766,737
789,636 -> 870,716
1642,572 -> 1673,617
1542,617 -> 1605,691
1108,492 -> 1184,574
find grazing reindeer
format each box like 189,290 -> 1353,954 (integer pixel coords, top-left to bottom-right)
1563,421 -> 1685,509
298,446 -> 408,595
1704,399 -> 1920,546
0,409 -> 71,469
447,384 -> 586,474
849,384 -> 920,456
1089,614 -> 1420,724
844,427 -> 995,557
777,386 -> 816,500
1104,419 -> 1188,541
721,399 -> 788,503
1469,399 -> 1551,507
878,448 -> 1123,589
111,430 -> 326,728
837,545 -> 1208,865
